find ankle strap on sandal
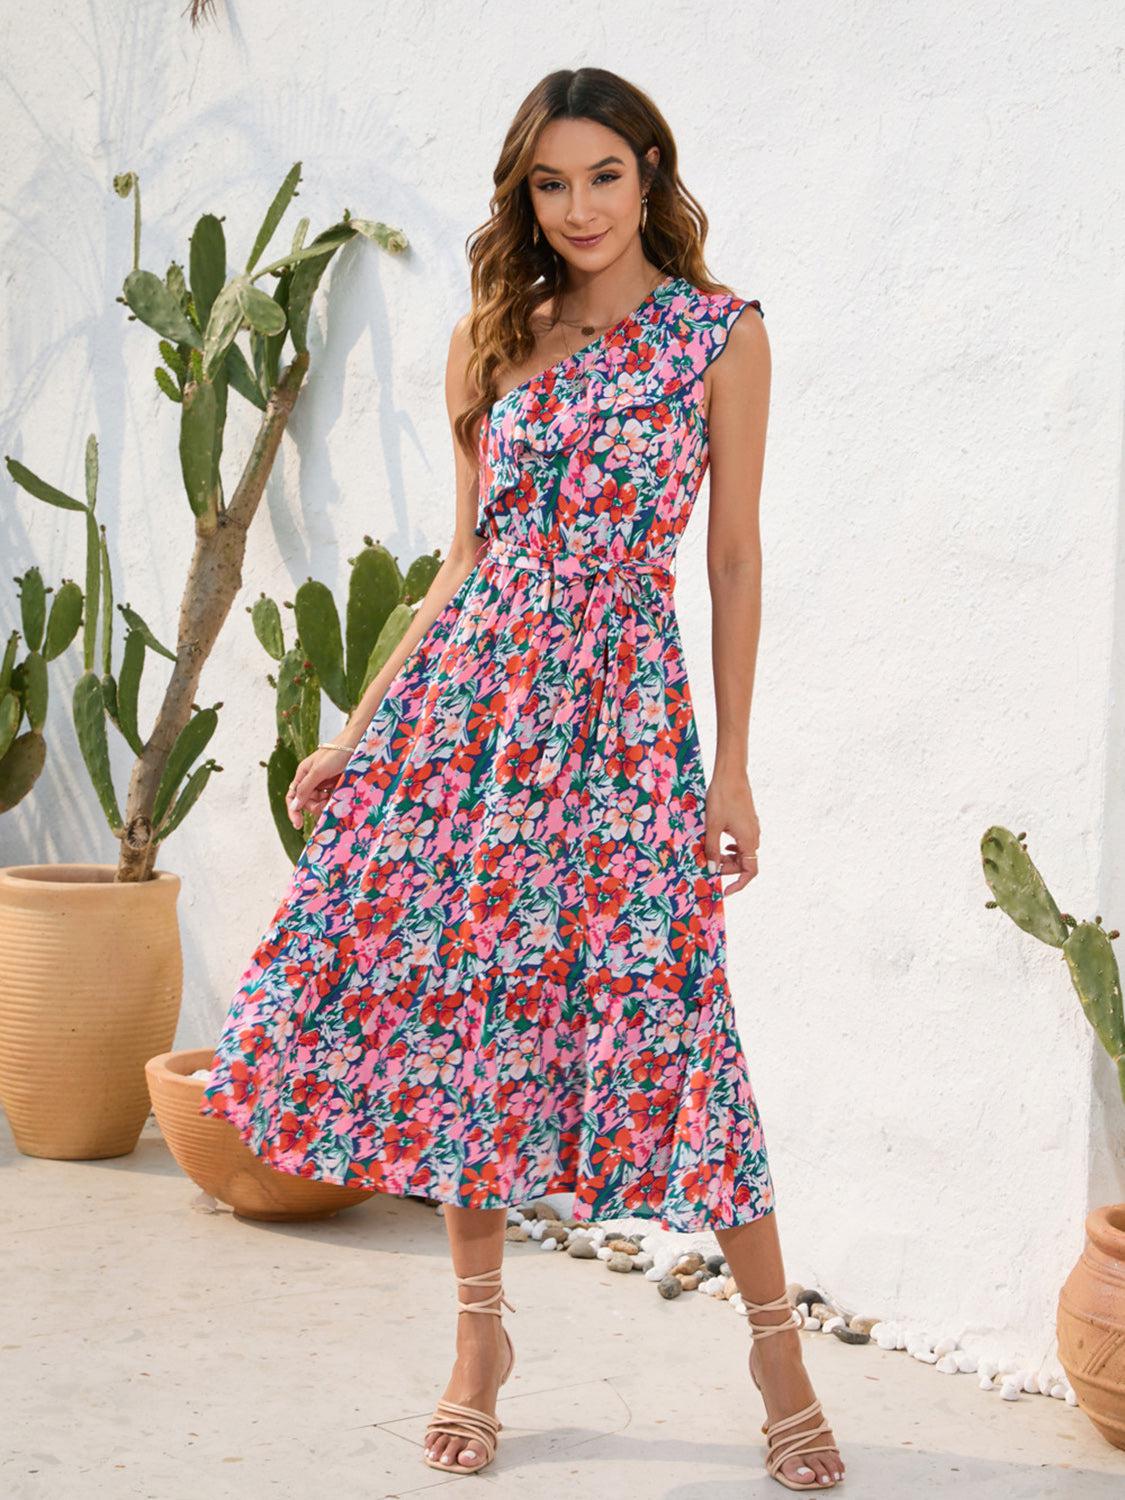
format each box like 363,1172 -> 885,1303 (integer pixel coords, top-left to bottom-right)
454,1266 -> 516,1316
742,1290 -> 801,1337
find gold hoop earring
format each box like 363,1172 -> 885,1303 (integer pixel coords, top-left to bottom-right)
640,195 -> 649,232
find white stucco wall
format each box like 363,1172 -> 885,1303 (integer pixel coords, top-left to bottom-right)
2,2 -> 1123,1362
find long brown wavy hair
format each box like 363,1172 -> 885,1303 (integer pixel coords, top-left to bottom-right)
455,67 -> 733,459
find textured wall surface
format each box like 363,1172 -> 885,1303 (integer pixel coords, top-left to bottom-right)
2,1 -> 1123,1360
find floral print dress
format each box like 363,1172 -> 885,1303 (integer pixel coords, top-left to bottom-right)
200,272 -> 775,1231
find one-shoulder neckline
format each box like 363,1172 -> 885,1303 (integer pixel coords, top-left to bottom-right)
490,273 -> 683,413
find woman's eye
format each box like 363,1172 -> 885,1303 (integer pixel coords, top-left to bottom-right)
535,172 -> 621,193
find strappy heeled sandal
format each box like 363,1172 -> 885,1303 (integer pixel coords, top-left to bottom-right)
744,1290 -> 844,1491
422,1265 -> 516,1475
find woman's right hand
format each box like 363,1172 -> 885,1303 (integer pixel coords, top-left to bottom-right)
286,745 -> 354,828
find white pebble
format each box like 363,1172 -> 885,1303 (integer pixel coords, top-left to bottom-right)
955,1350 -> 978,1374
506,1208 -> 524,1225
1021,1372 -> 1039,1394
540,1237 -> 558,1251
977,1358 -> 999,1381
868,1321 -> 888,1341
730,1293 -> 746,1315
1000,1380 -> 1021,1401
588,1229 -> 606,1249
934,1336 -> 959,1357
913,1350 -> 939,1364
875,1329 -> 898,1350
894,1330 -> 908,1350
700,1275 -> 727,1296
978,1375 -> 995,1390
644,1267 -> 664,1282
803,1316 -> 821,1332
1036,1369 -> 1054,1396
936,1354 -> 960,1374
635,1254 -> 655,1272
1065,1388 -> 1078,1406
1050,1383 -> 1067,1399
595,1246 -> 613,1261
719,1261 -> 731,1275
822,1316 -> 845,1333
998,1356 -> 1022,1376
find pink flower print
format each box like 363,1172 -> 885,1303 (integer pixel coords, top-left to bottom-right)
592,413 -> 651,468
496,796 -> 541,843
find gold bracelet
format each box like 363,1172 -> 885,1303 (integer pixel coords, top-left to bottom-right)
318,741 -> 355,753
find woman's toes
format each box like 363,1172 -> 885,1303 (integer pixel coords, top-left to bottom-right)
812,1455 -> 837,1484
783,1454 -> 838,1486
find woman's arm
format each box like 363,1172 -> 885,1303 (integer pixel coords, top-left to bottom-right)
285,313 -> 487,824
701,304 -> 771,892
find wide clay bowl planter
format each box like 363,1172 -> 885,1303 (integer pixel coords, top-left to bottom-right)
1057,1202 -> 1125,1450
0,863 -> 183,1159
146,1047 -> 374,1222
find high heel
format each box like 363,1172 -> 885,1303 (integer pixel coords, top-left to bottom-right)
744,1291 -> 843,1491
422,1266 -> 516,1475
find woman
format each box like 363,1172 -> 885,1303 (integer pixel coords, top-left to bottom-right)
201,67 -> 845,1492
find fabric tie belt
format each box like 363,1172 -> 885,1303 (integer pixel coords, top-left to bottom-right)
481,534 -> 676,789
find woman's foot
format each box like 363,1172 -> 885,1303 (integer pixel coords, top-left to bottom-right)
749,1324 -> 845,1488
423,1287 -> 510,1471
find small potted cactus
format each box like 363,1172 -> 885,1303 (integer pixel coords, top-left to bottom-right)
981,826 -> 1125,1449
0,163 -> 406,1161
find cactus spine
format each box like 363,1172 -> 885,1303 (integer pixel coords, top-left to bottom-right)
982,826 -> 1125,1101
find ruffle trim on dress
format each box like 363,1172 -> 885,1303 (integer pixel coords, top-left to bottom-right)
198,922 -> 774,1233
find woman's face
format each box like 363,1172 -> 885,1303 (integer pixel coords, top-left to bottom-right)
527,116 -> 657,274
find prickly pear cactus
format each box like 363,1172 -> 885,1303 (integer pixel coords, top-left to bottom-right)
251,535 -> 442,861
0,567 -> 84,812
1063,921 -> 1125,1100
980,826 -> 1069,946
982,825 -> 1125,1102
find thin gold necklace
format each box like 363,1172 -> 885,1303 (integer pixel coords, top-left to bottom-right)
555,271 -> 664,341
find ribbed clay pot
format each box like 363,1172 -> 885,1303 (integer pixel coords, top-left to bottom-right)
1057,1203 -> 1125,1450
0,863 -> 183,1159
146,1047 -> 374,1221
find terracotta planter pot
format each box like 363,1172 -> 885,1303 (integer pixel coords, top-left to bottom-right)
0,862 -> 183,1159
1057,1203 -> 1125,1450
146,1047 -> 374,1221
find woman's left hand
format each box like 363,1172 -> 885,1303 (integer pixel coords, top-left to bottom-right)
704,770 -> 761,895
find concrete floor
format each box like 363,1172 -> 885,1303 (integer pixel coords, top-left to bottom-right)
4,1115 -> 1125,1500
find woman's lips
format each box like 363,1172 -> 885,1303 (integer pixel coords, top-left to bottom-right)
566,230 -> 607,247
